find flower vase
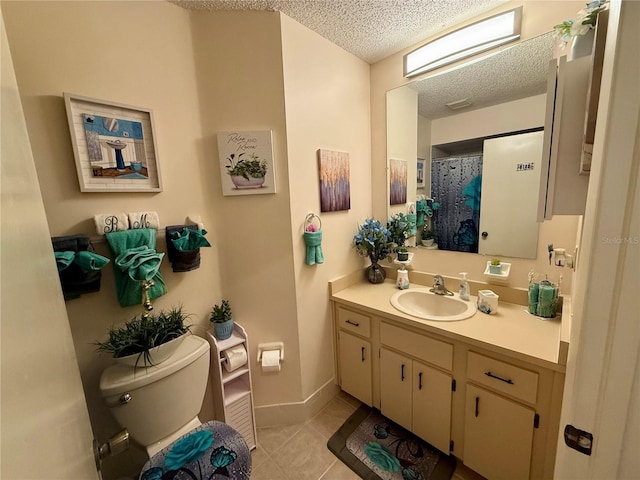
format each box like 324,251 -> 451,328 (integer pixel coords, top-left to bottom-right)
569,28 -> 595,60
366,262 -> 386,284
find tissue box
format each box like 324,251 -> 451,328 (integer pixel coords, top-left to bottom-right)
477,290 -> 499,314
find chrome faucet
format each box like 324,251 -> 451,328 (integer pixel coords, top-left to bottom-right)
430,275 -> 454,296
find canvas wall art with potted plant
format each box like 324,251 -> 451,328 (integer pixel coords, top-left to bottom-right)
217,130 -> 276,196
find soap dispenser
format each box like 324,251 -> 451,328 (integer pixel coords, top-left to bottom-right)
459,272 -> 470,300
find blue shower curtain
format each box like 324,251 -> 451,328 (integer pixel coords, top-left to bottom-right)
431,155 -> 483,253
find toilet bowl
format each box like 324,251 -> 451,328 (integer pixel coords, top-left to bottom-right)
99,335 -> 210,457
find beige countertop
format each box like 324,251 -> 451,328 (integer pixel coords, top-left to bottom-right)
331,279 -> 568,372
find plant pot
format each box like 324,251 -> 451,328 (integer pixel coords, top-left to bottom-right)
397,251 -> 409,261
366,262 -> 386,284
214,319 -> 234,340
489,264 -> 502,274
569,28 -> 595,60
422,239 -> 434,247
113,334 -> 186,367
230,175 -> 265,189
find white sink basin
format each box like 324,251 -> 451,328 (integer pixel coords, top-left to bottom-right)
390,288 -> 476,321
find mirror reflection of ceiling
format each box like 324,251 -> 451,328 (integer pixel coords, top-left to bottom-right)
171,0 -> 507,63
409,31 -> 556,120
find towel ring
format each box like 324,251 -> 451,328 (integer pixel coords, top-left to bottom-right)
304,213 -> 322,232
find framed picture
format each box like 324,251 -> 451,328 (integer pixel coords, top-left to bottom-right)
318,149 -> 350,212
389,159 -> 408,205
217,130 -> 276,196
417,158 -> 426,188
64,93 -> 162,192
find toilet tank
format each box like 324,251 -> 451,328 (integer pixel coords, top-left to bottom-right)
99,335 -> 210,447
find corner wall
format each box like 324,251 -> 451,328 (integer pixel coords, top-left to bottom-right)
279,13 -> 371,402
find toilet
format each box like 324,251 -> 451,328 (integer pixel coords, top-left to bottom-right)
99,335 -> 210,457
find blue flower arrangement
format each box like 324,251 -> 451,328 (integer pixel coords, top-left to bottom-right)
353,218 -> 395,263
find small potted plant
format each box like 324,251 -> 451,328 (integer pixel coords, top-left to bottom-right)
210,299 -> 234,340
397,247 -> 409,262
387,213 -> 409,251
421,229 -> 435,247
489,257 -> 502,274
95,306 -> 191,368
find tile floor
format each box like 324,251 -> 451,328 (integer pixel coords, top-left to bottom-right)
250,391 -> 484,480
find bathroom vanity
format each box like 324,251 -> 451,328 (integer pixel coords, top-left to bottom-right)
330,274 -> 569,480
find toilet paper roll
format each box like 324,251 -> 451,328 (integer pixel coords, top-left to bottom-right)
261,349 -> 281,372
222,345 -> 247,372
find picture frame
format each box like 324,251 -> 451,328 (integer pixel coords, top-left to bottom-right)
217,130 -> 276,196
318,149 -> 350,212
389,158 -> 408,205
64,93 -> 162,192
417,158 -> 426,188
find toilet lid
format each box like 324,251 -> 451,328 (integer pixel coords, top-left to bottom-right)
99,335 -> 209,397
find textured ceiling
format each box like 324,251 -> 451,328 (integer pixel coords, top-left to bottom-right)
170,0 -> 506,64
171,0 -> 555,119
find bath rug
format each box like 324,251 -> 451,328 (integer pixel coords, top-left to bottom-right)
328,405 -> 456,480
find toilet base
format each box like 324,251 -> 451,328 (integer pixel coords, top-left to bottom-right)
145,416 -> 201,457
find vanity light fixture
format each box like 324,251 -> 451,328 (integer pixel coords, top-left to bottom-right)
404,6 -> 522,78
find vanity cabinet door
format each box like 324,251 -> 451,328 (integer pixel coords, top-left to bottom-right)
338,331 -> 372,406
379,348 -> 412,430
412,360 -> 452,454
464,384 -> 535,480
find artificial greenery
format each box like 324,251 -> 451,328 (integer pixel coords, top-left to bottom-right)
387,213 -> 409,249
491,257 -> 501,266
225,153 -> 268,180
554,0 -> 608,47
421,229 -> 435,241
94,306 -> 191,363
210,299 -> 232,324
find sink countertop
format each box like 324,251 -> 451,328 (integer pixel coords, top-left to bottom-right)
331,279 -> 568,372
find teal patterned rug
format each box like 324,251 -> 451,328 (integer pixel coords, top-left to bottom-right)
328,405 -> 456,480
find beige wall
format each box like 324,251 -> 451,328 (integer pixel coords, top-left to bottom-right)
279,14 -> 371,400
2,1 -> 221,477
371,1 -> 584,290
1,8 -> 99,478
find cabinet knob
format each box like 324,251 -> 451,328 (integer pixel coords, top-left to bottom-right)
361,346 -> 365,362
418,372 -> 423,390
481,231 -> 488,239
475,396 -> 480,417
401,364 -> 405,381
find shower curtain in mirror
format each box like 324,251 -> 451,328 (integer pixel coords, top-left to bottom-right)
431,155 -> 482,253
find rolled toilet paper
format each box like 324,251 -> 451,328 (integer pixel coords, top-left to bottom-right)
222,345 -> 247,372
261,349 -> 281,372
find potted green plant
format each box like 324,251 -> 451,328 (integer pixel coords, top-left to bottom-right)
210,299 -> 234,340
94,306 -> 191,368
387,213 -> 409,251
489,257 -> 502,274
421,229 -> 435,247
225,153 -> 268,189
397,247 -> 409,262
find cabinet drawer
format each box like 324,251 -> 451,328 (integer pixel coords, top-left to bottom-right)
337,307 -> 371,338
467,351 -> 539,404
380,322 -> 452,371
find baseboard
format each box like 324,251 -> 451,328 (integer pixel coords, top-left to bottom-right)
254,377 -> 340,427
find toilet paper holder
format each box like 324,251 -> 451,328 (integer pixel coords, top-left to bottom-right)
257,342 -> 284,364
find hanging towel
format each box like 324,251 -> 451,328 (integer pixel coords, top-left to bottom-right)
165,224 -> 206,272
406,213 -> 417,237
128,211 -> 160,230
75,251 -> 110,273
94,213 -> 129,235
52,234 -> 104,300
415,199 -> 428,227
304,230 -> 324,265
170,228 -> 212,251
106,229 -> 167,307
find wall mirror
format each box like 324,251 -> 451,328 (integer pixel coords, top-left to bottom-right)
386,31 -> 555,259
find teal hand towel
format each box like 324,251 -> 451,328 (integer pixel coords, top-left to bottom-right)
170,228 -> 211,251
536,282 -> 557,318
406,213 -> 417,236
75,251 -> 110,273
304,230 -> 324,265
115,246 -> 164,281
528,282 -> 539,314
55,251 -> 76,272
106,229 -> 167,307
